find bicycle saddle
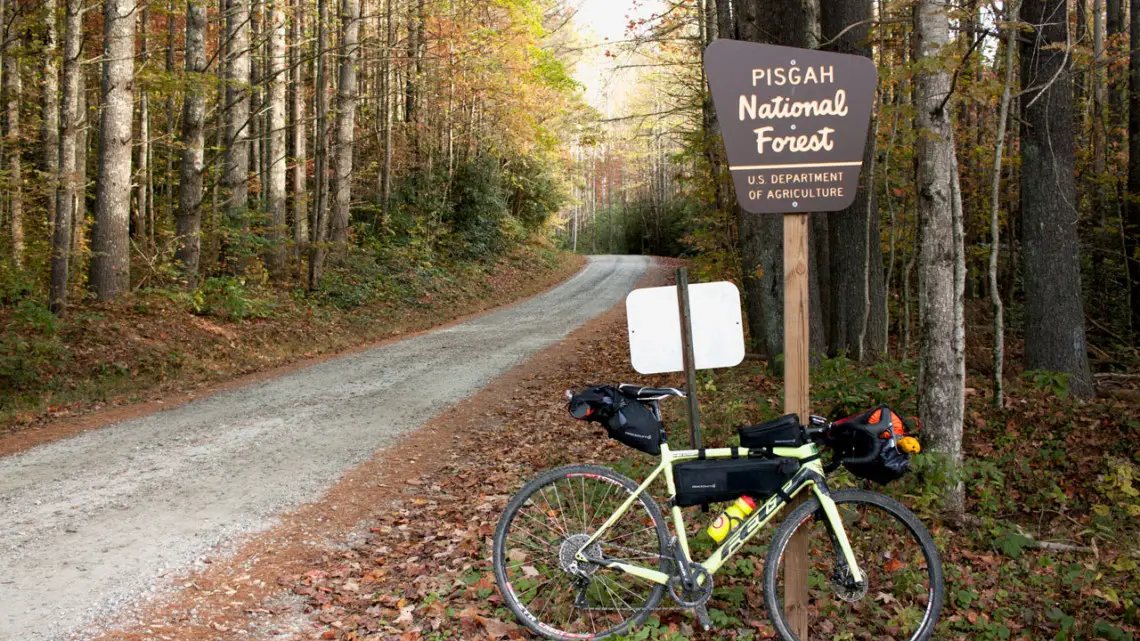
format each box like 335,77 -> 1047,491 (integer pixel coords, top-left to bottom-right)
617,384 -> 687,400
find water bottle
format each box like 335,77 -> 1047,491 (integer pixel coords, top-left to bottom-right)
706,496 -> 756,542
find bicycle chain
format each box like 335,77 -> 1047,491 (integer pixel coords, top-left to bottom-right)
572,556 -> 708,613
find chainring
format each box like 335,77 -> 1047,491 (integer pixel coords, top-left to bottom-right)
667,562 -> 713,608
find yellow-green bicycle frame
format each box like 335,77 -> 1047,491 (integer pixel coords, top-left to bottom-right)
574,442 -> 864,587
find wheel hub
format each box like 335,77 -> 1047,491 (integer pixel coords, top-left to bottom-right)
832,567 -> 869,603
559,534 -> 602,578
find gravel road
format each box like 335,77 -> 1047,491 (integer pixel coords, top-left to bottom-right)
0,255 -> 649,641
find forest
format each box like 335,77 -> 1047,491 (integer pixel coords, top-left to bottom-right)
563,0 -> 1140,464
0,0 -> 1138,637
0,0 -> 584,307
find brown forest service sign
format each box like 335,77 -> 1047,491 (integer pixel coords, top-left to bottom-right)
704,39 -> 877,214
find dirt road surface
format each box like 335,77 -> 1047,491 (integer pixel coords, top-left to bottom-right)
0,255 -> 649,641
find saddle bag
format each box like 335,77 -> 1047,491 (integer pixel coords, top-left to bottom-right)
674,455 -> 800,508
737,414 -> 805,449
568,385 -> 664,456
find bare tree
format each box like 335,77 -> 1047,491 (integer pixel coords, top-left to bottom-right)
91,0 -> 137,299
915,0 -> 965,513
330,0 -> 359,247
176,0 -> 208,285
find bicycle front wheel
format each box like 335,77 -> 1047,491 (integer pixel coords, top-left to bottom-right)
763,488 -> 944,641
492,464 -> 670,640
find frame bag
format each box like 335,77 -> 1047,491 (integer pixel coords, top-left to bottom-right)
674,454 -> 800,507
568,385 -> 664,456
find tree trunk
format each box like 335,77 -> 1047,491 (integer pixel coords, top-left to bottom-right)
72,65 -> 87,262
266,0 -> 287,277
988,0 -> 1020,408
1129,0 -> 1140,336
4,16 -> 23,270
165,0 -> 176,231
135,4 -> 150,243
380,0 -> 393,224
91,0 -> 136,299
330,0 -> 359,248
249,0 -> 262,212
42,0 -> 60,226
1092,0 -> 1109,310
176,0 -> 208,286
291,0 -> 308,266
309,0 -> 331,288
1108,0 -> 1124,123
732,0 -> 813,364
50,0 -> 82,315
1022,0 -> 1095,397
222,0 -> 251,273
821,0 -> 885,361
915,0 -> 965,513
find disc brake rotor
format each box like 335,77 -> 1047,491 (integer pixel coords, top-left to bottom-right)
832,566 -> 869,603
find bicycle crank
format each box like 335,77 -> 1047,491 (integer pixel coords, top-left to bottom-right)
667,561 -> 713,608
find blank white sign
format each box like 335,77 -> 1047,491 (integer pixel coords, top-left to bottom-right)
626,281 -> 745,374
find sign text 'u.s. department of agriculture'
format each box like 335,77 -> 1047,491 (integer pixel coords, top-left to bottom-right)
704,40 -> 877,214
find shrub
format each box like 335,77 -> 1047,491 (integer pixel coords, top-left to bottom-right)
0,300 -> 66,394
449,156 -> 512,259
191,277 -> 272,321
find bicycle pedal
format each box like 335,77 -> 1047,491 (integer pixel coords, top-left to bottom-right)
693,604 -> 713,631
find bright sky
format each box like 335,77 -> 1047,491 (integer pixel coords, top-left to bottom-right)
570,0 -> 662,116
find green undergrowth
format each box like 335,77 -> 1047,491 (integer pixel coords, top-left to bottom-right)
0,244 -> 577,431
605,356 -> 1140,641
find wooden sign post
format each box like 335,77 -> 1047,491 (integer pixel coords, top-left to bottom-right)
704,39 -> 877,638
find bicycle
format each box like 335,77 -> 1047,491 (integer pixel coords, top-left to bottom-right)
492,384 -> 944,640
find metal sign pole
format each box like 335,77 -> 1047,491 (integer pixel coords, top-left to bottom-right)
676,267 -> 702,449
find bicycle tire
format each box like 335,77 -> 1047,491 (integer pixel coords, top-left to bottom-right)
492,464 -> 671,640
763,488 -> 944,641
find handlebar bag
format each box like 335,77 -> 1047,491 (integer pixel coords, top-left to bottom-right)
833,406 -> 910,484
568,385 -> 664,456
737,414 -> 805,449
674,456 -> 800,507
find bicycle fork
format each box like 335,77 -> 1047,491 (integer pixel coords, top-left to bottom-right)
813,485 -> 866,588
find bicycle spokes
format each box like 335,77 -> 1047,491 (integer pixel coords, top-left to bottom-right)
772,500 -> 934,640
497,471 -> 668,638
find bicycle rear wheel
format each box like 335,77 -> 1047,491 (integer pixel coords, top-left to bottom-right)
492,464 -> 670,640
763,488 -> 944,641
